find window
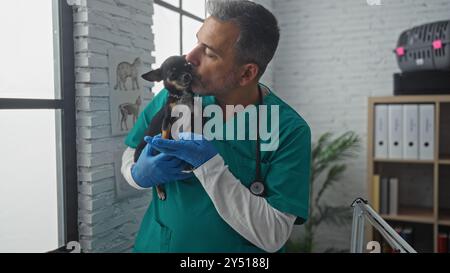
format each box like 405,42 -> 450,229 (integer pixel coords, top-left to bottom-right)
152,0 -> 207,94
0,0 -> 77,252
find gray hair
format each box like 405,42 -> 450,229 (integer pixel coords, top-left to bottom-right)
207,0 -> 280,78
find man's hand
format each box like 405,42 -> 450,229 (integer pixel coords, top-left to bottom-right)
131,136 -> 194,188
151,132 -> 219,169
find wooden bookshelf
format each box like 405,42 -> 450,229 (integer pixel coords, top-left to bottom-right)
368,95 -> 450,253
439,159 -> 450,165
381,207 -> 434,224
374,159 -> 434,164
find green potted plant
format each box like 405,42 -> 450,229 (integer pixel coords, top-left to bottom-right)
286,131 -> 361,253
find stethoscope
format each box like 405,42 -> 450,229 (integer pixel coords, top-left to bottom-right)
186,85 -> 266,196
249,85 -> 265,197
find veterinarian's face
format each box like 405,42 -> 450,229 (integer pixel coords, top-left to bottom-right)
186,17 -> 241,96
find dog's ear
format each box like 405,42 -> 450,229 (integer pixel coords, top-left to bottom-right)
142,68 -> 163,82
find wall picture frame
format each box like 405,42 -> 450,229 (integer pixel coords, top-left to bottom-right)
108,49 -> 145,136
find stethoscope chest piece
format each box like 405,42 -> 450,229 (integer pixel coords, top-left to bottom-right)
250,181 -> 265,196
249,85 -> 266,197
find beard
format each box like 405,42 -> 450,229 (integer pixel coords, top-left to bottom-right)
191,69 -> 240,96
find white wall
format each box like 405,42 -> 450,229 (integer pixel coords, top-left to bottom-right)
270,0 -> 450,251
70,0 -> 155,253
253,0 -> 275,89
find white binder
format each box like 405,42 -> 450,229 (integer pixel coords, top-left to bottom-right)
419,104 -> 435,160
389,177 -> 399,215
374,104 -> 388,159
403,104 -> 419,159
388,105 -> 403,159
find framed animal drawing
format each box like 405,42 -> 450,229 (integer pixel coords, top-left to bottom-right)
108,49 -> 146,136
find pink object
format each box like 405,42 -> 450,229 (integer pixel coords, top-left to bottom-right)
396,47 -> 405,56
433,39 -> 442,49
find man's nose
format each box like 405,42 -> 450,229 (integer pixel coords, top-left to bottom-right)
186,45 -> 201,67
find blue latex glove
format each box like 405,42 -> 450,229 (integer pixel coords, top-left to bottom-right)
131,136 -> 194,188
151,132 -> 219,169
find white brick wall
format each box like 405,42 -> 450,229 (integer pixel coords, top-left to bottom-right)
269,0 -> 450,251
70,0 -> 154,253
253,0 -> 275,88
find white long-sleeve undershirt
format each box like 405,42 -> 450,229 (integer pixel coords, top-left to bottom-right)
121,147 -> 147,190
121,148 -> 296,252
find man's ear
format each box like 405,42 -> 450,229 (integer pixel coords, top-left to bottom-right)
142,68 -> 163,82
239,63 -> 259,86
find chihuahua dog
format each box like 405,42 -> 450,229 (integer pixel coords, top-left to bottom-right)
134,55 -> 197,200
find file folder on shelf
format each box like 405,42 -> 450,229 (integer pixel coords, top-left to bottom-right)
380,177 -> 389,215
372,175 -> 380,213
389,178 -> 399,216
388,105 -> 403,159
419,104 -> 435,160
403,104 -> 419,159
374,105 -> 388,159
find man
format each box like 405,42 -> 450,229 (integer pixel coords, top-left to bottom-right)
121,0 -> 311,253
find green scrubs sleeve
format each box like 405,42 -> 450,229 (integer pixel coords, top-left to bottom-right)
266,124 -> 311,222
125,89 -> 169,148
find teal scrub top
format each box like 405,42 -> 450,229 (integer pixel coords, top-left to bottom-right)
125,84 -> 311,253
